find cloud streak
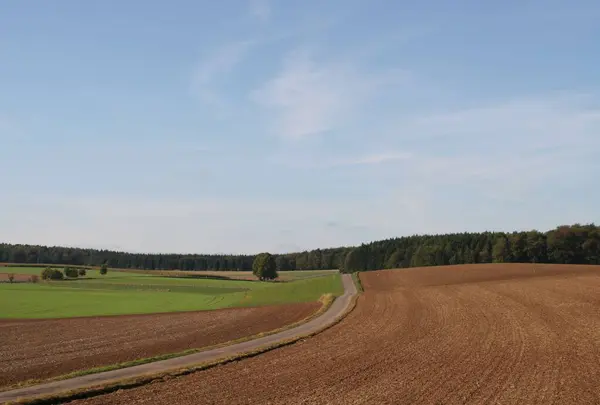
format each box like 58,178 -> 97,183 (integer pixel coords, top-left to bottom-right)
191,40 -> 255,107
309,151 -> 412,168
253,49 -> 408,139
339,152 -> 412,166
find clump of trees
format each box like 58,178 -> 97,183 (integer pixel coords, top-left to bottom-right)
41,267 -> 64,280
64,267 -> 79,278
100,264 -> 108,275
252,253 -> 278,281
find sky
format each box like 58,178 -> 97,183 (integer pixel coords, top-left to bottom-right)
1,0 -> 599,254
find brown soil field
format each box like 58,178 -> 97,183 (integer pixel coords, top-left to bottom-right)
0,302 -> 319,388
74,263 -> 600,405
0,272 -> 31,282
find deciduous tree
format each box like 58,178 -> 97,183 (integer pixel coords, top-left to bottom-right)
252,253 -> 278,281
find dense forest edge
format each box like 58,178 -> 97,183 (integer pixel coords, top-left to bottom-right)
1,224 -> 599,273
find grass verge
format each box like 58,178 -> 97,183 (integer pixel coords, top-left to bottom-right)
7,292 -> 358,405
2,294 -> 336,393
351,272 -> 364,293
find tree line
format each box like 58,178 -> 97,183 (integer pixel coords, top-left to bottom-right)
340,223 -> 600,273
1,223 -> 599,273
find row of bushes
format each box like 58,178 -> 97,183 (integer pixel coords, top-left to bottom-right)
40,264 -> 108,280
4,264 -> 109,283
41,267 -> 65,280
41,267 -> 87,280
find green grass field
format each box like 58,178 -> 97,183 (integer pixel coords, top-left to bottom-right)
0,267 -> 343,319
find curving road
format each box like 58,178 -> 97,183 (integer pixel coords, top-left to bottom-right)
0,274 -> 357,404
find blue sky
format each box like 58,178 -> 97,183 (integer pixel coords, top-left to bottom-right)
1,0 -> 599,254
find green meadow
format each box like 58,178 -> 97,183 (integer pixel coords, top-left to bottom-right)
0,267 -> 343,319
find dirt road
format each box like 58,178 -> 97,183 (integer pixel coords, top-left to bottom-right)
0,302 -> 319,387
0,273 -> 357,403
68,264 -> 600,405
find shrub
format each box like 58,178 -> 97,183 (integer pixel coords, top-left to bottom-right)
64,267 -> 79,278
41,267 -> 53,280
51,269 -> 64,280
42,267 -> 64,280
100,264 -> 108,275
30,275 -> 39,283
78,268 -> 87,277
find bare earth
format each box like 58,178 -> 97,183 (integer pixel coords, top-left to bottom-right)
74,264 -> 600,405
0,273 -> 31,282
0,302 -> 319,388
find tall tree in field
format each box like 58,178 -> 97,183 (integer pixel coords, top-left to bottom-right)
252,253 -> 278,281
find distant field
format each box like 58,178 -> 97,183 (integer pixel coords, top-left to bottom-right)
2,265 -> 337,280
120,269 -> 338,281
0,266 -> 343,319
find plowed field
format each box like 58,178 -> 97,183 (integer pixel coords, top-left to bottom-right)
74,264 -> 600,405
0,273 -> 30,282
0,302 -> 319,388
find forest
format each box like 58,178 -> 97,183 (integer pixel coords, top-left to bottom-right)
1,224 -> 599,273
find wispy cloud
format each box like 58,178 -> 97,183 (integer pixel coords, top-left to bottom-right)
191,40 -> 255,107
269,149 -> 412,169
249,0 -> 271,22
391,95 -> 600,203
314,151 -> 412,168
337,152 -> 412,166
407,95 -> 600,160
5,92 -> 598,253
252,49 -> 409,139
